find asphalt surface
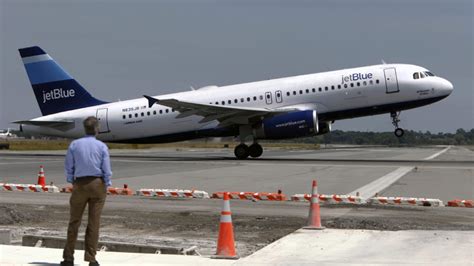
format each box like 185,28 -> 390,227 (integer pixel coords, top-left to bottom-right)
0,145 -> 473,258
0,146 -> 473,201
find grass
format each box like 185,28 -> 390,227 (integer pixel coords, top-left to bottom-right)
0,139 -> 320,151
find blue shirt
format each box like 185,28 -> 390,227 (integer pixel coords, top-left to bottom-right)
65,135 -> 112,187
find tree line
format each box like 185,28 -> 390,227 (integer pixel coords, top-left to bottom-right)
304,128 -> 474,145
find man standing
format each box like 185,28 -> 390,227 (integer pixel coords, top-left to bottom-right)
61,117 -> 112,266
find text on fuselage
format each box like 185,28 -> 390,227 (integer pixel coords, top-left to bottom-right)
341,73 -> 373,84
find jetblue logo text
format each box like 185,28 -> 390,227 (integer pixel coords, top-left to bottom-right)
341,73 -> 373,84
42,88 -> 75,103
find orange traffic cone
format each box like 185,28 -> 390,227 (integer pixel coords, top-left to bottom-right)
37,165 -> 46,187
213,192 -> 238,259
303,180 -> 324,230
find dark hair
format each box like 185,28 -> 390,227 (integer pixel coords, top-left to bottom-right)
83,117 -> 99,136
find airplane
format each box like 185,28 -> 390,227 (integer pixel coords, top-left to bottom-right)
14,46 -> 453,159
0,128 -> 14,139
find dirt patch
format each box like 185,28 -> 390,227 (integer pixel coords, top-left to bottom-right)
1,203 -> 473,257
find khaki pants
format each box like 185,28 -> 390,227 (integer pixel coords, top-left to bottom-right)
63,177 -> 106,262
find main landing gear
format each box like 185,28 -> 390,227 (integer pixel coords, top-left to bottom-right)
234,143 -> 263,159
390,111 -> 404,137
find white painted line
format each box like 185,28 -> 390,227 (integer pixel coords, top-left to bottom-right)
349,166 -> 413,198
424,146 -> 452,160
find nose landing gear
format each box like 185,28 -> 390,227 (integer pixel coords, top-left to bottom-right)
391,111 -> 404,137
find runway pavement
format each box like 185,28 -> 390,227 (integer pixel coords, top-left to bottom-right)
1,145 -> 473,264
0,146 -> 472,201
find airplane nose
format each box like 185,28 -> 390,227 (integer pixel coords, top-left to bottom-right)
437,78 -> 453,96
443,79 -> 454,94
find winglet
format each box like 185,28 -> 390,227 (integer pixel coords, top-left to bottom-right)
143,95 -> 159,108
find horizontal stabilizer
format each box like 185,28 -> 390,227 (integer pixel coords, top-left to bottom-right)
13,120 -> 74,128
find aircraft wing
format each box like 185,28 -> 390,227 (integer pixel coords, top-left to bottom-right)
143,95 -> 294,126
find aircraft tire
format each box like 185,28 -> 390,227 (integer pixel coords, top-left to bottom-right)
249,143 -> 263,158
234,144 -> 250,159
394,128 -> 404,138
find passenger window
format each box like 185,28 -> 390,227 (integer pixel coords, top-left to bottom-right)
287,92 -> 290,96
247,97 -> 251,102
228,100 -> 231,104
344,84 -> 348,88
222,101 -> 225,105
312,88 -> 316,93
234,99 -> 238,103
305,89 -> 309,93
141,112 -> 144,117
350,83 -> 354,88
165,109 -> 169,113
299,90 -> 303,94
147,111 -> 150,116
293,91 -> 297,95
259,95 -> 264,100
369,80 -> 373,85
128,114 -> 132,118
135,113 -> 138,118
253,96 -> 257,101
240,98 -> 244,102
153,110 -> 156,115
363,81 -> 367,86
159,110 -> 163,114
413,72 -> 419,79
122,115 -> 126,119
331,85 -> 335,90
325,87 -> 328,91
338,85 -> 341,89
356,82 -> 360,87
266,94 -> 271,99
376,79 -> 380,84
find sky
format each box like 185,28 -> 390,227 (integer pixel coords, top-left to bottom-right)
0,0 -> 472,133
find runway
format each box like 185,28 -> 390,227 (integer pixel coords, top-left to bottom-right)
1,145 -> 473,260
0,145 -> 473,202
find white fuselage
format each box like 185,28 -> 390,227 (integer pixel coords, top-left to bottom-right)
22,63 -> 453,142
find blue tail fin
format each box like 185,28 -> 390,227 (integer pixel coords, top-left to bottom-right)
19,46 -> 108,116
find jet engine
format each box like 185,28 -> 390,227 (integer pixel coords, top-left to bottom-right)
316,121 -> 331,135
254,110 -> 320,139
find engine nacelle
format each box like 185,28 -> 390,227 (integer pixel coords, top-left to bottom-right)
254,110 -> 318,139
316,121 -> 331,135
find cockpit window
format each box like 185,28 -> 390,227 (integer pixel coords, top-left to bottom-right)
413,72 -> 419,79
425,71 -> 435,77
419,72 -> 425,78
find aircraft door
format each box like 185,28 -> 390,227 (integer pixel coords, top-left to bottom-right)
96,108 -> 110,133
275,90 -> 283,103
265,92 -> 273,105
384,67 -> 399,93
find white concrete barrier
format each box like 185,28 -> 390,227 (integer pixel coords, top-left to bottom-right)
1,183 -> 60,193
368,196 -> 444,207
291,194 -> 366,204
137,188 -> 210,199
